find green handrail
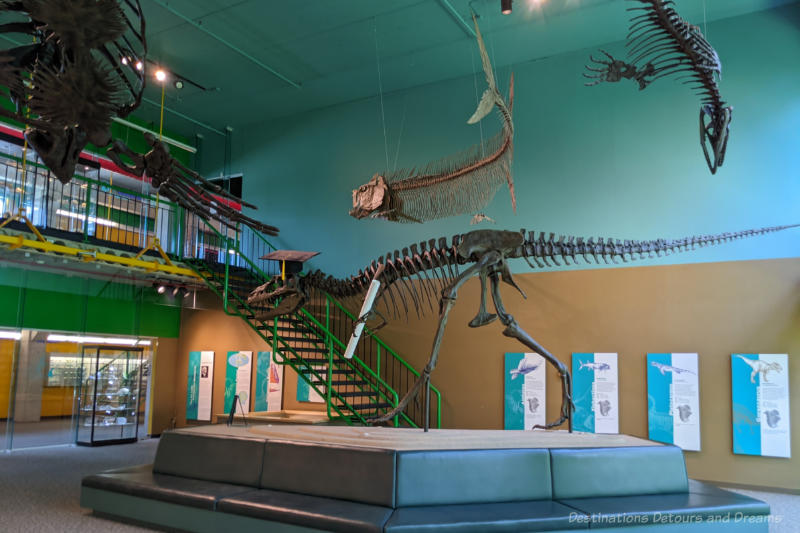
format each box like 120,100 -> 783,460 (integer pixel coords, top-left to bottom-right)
185,199 -> 440,428
295,307 -> 401,426
188,258 -> 379,426
325,293 -> 442,428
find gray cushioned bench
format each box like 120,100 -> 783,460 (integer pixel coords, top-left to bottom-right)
81,430 -> 770,532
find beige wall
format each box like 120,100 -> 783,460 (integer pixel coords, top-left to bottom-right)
172,307 -> 325,427
162,257 -> 799,491
370,257 -> 800,492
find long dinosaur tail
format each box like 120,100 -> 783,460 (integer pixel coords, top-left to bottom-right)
518,224 -> 800,268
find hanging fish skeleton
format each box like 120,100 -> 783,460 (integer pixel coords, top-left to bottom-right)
350,14 -> 515,223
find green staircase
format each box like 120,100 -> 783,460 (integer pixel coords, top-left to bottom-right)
183,226 -> 442,428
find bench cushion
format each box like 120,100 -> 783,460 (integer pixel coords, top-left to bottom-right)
550,446 -> 688,499
261,440 -> 396,506
559,490 -> 770,528
217,488 -> 393,533
395,448 -> 552,506
384,500 -> 586,532
153,431 -> 266,487
82,464 -> 252,510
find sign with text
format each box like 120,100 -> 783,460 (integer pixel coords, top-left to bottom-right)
504,353 -> 546,430
647,353 -> 700,451
186,351 -> 214,421
572,353 -> 619,434
732,353 -> 790,458
224,351 -> 252,414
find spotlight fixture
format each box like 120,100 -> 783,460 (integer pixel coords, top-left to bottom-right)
121,56 -> 128,65
174,80 -> 184,90
184,288 -> 192,299
135,60 -> 144,71
501,0 -> 512,14
172,286 -> 180,296
155,69 -> 167,82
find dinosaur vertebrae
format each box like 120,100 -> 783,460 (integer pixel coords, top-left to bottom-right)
251,224 -> 796,319
625,0 -> 724,106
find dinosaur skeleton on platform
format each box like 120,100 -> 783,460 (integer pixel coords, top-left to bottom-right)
0,0 -> 279,236
249,224 -> 798,431
584,0 -> 731,174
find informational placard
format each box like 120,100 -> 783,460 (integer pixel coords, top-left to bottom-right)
186,351 -> 214,421
504,353 -> 546,430
647,353 -> 700,451
731,353 -> 791,458
254,351 -> 269,411
254,351 -> 283,412
572,353 -> 619,434
297,366 -> 326,403
268,355 -> 284,411
224,351 -> 252,414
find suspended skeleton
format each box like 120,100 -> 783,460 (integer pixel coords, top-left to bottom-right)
0,0 -> 146,183
107,133 -> 280,237
248,223 -> 798,430
584,0 -> 731,174
350,14 -> 515,223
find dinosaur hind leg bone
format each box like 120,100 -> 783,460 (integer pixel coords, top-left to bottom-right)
488,269 -> 573,431
367,252 -> 501,428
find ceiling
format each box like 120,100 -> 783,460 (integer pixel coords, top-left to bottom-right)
14,0 -> 800,141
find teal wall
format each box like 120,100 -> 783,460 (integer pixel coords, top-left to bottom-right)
0,268 -> 181,338
228,5 -> 799,278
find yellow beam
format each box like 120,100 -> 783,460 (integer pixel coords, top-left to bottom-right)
0,234 -> 201,278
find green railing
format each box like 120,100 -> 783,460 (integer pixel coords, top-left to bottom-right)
0,136 -> 442,428
187,216 -> 441,428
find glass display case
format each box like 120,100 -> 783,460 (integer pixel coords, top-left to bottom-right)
76,346 -> 145,446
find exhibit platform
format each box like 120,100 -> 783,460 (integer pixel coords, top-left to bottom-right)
183,423 -> 660,449
213,409 -> 334,425
81,425 -> 771,532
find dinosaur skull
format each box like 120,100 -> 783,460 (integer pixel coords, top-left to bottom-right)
700,104 -> 732,175
350,174 -> 388,219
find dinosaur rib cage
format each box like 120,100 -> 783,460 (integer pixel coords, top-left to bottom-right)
627,0 -> 724,107
249,225 -> 796,321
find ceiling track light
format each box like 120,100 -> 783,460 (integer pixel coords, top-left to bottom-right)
501,0 -> 513,15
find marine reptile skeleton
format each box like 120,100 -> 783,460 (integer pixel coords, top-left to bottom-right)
0,0 -> 146,183
585,0 -> 731,174
0,0 -> 279,236
249,224 -> 797,429
350,14 -> 515,223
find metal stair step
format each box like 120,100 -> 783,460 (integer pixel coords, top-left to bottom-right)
341,402 -> 392,410
290,346 -> 328,354
318,380 -> 369,387
295,357 -> 330,365
336,390 -> 378,397
296,364 -> 357,375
